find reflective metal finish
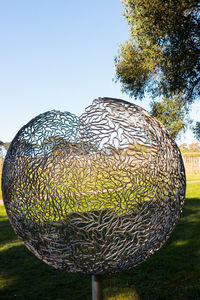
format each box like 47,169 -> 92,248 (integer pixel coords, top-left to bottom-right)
2,97 -> 186,274
92,275 -> 103,300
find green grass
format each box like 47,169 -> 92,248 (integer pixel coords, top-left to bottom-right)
0,171 -> 2,200
186,173 -> 200,182
0,182 -> 200,299
185,182 -> 200,199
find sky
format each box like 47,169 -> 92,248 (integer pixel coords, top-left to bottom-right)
0,0 -> 199,146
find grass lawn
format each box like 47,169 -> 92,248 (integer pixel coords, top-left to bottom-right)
0,171 -> 2,199
0,179 -> 200,299
186,173 -> 200,182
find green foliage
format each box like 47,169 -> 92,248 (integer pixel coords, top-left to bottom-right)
115,0 -> 199,138
115,0 -> 200,102
193,122 -> 200,141
150,96 -> 188,139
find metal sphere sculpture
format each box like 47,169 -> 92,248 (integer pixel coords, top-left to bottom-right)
2,97 -> 186,275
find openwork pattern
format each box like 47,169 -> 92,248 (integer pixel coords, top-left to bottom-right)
2,97 -> 186,274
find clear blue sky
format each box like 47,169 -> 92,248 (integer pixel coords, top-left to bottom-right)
0,0 -> 199,145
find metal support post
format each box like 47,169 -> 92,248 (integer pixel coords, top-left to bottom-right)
92,275 -> 103,300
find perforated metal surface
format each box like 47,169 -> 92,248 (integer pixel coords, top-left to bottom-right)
2,97 -> 186,274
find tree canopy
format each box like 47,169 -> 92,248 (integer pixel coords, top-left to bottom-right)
179,142 -> 200,152
193,122 -> 200,140
150,96 -> 190,139
115,0 -> 200,102
115,0 -> 199,138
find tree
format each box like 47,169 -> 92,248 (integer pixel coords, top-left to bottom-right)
115,0 -> 199,101
3,142 -> 11,151
115,0 -> 200,137
188,142 -> 200,152
193,122 -> 200,140
150,96 -> 189,139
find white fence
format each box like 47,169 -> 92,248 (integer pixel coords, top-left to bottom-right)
182,156 -> 200,173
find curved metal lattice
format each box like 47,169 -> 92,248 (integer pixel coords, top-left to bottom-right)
2,97 -> 186,274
